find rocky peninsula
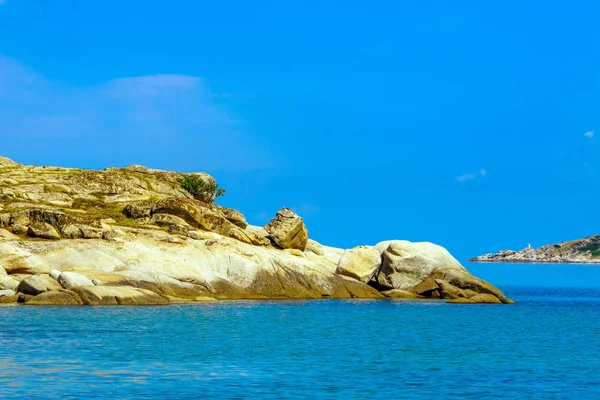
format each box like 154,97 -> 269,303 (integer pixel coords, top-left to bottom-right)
470,235 -> 600,264
0,156 -> 513,305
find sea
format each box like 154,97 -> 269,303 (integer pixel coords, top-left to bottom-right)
1,263 -> 600,399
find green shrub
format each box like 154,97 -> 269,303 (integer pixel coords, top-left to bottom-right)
178,175 -> 226,200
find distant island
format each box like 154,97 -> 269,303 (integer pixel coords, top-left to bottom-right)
470,235 -> 600,264
0,155 -> 513,305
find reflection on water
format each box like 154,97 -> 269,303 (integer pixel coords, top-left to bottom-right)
2,286 -> 600,399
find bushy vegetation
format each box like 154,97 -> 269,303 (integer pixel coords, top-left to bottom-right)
178,175 -> 226,200
579,241 -> 600,257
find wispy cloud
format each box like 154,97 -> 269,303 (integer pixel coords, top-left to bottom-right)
0,55 -> 274,170
585,131 -> 595,138
456,168 -> 487,182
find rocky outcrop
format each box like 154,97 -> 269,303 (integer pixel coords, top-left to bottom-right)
471,234 -> 600,264
335,246 -> 381,283
0,155 -> 513,306
264,208 -> 308,251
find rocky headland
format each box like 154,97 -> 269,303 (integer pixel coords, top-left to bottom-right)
470,235 -> 600,264
0,156 -> 513,305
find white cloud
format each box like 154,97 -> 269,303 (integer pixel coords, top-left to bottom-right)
0,55 -> 274,170
585,131 -> 594,138
456,168 -> 487,182
456,173 -> 476,182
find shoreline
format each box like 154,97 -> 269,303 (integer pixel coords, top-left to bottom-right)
469,259 -> 600,265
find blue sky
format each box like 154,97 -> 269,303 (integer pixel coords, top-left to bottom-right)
1,0 -> 599,271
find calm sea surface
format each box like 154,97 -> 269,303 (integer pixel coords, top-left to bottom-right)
2,263 -> 600,399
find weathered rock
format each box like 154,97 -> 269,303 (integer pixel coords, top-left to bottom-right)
57,272 -> 94,289
18,293 -> 34,303
79,225 -> 103,239
0,275 -> 19,291
435,279 -> 469,299
187,230 -> 215,240
11,224 -> 28,235
0,228 -> 19,240
50,269 -> 62,279
442,269 -> 509,303
374,240 -> 465,290
102,228 -> 125,241
61,224 -> 82,239
0,213 -> 10,227
212,205 -> 248,229
17,274 -> 63,295
92,279 -> 103,286
10,210 -> 31,226
151,198 -> 268,246
123,200 -> 155,219
335,246 -> 381,283
0,289 -> 16,297
27,222 -> 61,240
0,293 -> 19,304
0,156 -> 18,167
264,208 -> 308,251
381,289 -> 424,299
71,286 -> 169,305
25,290 -> 83,306
151,213 -> 190,228
305,239 -> 325,256
469,293 -> 503,304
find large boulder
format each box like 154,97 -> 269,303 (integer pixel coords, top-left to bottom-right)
335,246 -> 381,283
17,274 -> 63,295
0,289 -> 16,298
57,272 -> 94,289
0,275 -> 19,291
71,286 -> 170,306
374,240 -> 465,290
25,290 -> 84,306
264,208 -> 308,251
27,222 -> 61,240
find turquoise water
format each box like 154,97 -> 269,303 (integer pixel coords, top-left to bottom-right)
2,267 -> 600,398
